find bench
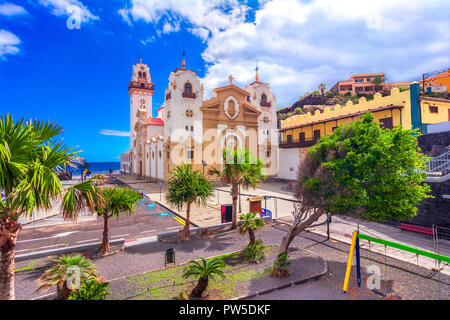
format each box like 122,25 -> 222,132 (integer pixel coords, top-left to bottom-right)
397,223 -> 433,236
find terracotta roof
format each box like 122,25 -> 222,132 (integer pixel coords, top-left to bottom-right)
351,73 -> 385,78
157,107 -> 165,111
121,151 -> 131,155
146,118 -> 164,126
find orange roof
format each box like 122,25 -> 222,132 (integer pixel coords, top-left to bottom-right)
121,151 -> 131,155
351,73 -> 385,78
157,106 -> 165,112
146,118 -> 164,126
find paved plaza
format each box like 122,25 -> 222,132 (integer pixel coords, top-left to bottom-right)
115,174 -> 450,276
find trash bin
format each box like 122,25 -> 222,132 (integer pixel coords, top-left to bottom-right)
261,208 -> 272,218
165,248 -> 175,266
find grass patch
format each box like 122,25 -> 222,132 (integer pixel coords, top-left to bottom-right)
15,259 -> 41,273
112,246 -> 277,300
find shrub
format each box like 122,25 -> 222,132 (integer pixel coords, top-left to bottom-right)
243,240 -> 265,263
67,279 -> 110,300
271,252 -> 291,278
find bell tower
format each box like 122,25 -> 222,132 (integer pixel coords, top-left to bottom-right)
128,58 -> 154,149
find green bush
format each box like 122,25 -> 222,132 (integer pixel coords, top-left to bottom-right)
271,252 -> 291,278
67,279 -> 110,300
243,240 -> 265,263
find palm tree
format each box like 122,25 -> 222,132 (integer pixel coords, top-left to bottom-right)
373,75 -> 386,92
318,83 -> 326,95
166,163 -> 213,241
182,257 -> 225,297
90,187 -> 141,254
0,114 -> 101,300
238,212 -> 265,245
35,254 -> 98,300
209,148 -> 265,230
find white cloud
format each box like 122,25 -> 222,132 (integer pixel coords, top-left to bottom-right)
119,0 -> 249,37
0,3 -> 27,16
39,0 -> 99,23
141,35 -> 156,46
120,0 -> 450,107
0,30 -> 20,58
99,130 -> 130,137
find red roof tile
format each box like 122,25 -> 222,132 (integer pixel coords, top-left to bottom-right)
146,118 -> 164,126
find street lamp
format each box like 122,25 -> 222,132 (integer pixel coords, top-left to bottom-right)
202,160 -> 207,175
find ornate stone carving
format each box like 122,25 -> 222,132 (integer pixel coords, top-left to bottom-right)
224,96 -> 239,120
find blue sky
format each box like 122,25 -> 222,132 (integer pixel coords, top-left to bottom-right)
1,0 -> 449,162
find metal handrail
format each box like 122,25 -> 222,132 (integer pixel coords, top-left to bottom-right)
425,150 -> 450,176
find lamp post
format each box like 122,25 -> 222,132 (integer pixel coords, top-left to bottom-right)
202,160 -> 207,175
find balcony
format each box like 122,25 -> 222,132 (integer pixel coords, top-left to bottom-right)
260,101 -> 271,108
182,91 -> 196,99
128,81 -> 154,91
279,137 -> 319,149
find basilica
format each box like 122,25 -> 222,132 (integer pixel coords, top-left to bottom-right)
120,58 -> 278,180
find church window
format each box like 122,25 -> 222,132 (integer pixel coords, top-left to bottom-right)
159,151 -> 162,159
187,150 -> 194,159
261,94 -> 267,103
184,82 -> 192,94
152,151 -> 155,159
143,72 -> 147,78
138,71 -> 142,78
191,125 -> 194,132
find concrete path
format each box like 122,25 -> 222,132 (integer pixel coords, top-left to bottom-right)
118,175 -> 450,276
15,222 -> 450,300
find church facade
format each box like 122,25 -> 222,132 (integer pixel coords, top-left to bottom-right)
120,58 -> 278,180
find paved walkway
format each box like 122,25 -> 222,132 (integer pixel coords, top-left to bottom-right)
15,222 -> 450,300
118,175 -> 450,276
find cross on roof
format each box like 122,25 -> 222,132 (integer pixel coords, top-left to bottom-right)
228,74 -> 233,85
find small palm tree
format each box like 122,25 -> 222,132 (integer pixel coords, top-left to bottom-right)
0,114 -> 102,300
35,254 -> 98,300
183,257 -> 225,297
92,187 -> 141,254
210,148 -> 265,230
238,212 -> 265,245
166,163 -> 213,241
318,83 -> 326,95
373,76 -> 385,92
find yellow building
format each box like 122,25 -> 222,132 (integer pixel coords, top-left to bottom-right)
278,83 -> 450,180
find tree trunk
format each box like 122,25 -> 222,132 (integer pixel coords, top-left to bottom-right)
248,228 -> 255,245
57,281 -> 73,300
0,218 -> 21,300
278,229 -> 296,255
179,203 -> 191,241
0,242 -> 16,300
278,208 -> 324,255
191,277 -> 208,297
99,214 -> 110,254
231,183 -> 238,230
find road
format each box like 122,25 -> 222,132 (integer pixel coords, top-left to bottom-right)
15,197 -> 187,255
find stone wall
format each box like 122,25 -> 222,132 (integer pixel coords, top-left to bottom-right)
414,181 -> 450,228
413,131 -> 450,228
417,130 -> 450,156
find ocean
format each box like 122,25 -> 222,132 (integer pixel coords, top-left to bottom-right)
67,162 -> 121,175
